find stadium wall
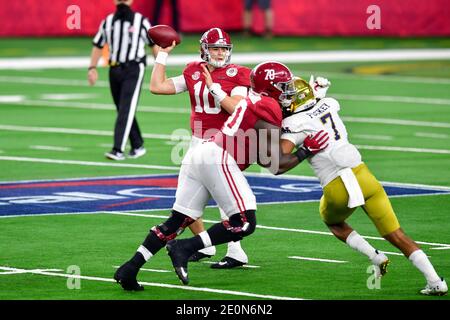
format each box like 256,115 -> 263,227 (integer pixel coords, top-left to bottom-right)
2,0 -> 449,37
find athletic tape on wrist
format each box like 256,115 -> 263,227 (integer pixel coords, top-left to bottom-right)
209,83 -> 227,102
155,51 -> 168,65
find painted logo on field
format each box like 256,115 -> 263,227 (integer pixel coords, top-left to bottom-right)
0,174 -> 449,217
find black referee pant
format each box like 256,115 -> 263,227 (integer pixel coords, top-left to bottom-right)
109,61 -> 145,153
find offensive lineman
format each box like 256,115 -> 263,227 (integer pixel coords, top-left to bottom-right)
280,77 -> 448,296
114,62 -> 329,289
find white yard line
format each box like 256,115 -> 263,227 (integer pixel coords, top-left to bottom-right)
0,156 -> 179,171
0,76 -> 110,87
0,99 -> 190,114
106,212 -> 450,249
333,94 -> 450,106
4,70 -> 450,87
29,145 -> 71,152
415,132 -> 449,139
3,95 -> 450,113
40,93 -> 98,100
298,70 -> 450,85
0,266 -> 303,300
288,256 -> 348,263
355,145 -> 450,154
379,251 -> 409,257
0,95 -> 25,102
0,125 -> 449,154
201,261 -> 260,269
0,124 -> 187,140
341,117 -> 450,128
2,49 -> 450,69
353,134 -> 393,141
0,172 -> 448,190
0,204 -> 448,249
0,172 -> 176,184
0,268 -> 63,275
2,97 -> 450,125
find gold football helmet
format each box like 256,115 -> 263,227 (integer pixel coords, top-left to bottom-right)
283,77 -> 317,115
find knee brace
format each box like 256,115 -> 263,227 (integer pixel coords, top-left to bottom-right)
223,210 -> 256,238
151,210 -> 194,242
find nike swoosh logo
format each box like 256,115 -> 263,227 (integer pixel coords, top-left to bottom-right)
179,267 -> 188,278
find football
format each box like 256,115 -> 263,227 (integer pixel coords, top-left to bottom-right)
147,25 -> 181,48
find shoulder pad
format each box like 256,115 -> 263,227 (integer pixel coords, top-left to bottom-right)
281,113 -> 305,133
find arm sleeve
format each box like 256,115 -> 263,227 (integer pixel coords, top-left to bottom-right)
230,86 -> 248,97
141,18 -> 155,46
170,75 -> 188,93
92,20 -> 106,48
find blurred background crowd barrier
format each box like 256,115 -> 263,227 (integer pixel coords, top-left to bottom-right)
2,0 -> 450,37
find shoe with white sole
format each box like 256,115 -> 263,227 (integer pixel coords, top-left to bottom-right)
420,277 -> 448,296
105,150 -> 125,161
210,256 -> 246,269
371,250 -> 390,278
128,147 -> 146,159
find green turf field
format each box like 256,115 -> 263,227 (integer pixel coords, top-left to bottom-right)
0,37 -> 449,300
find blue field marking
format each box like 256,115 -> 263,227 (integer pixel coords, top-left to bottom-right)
0,174 -> 449,217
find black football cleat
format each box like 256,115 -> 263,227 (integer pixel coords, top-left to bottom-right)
210,256 -> 246,269
188,251 -> 213,262
105,150 -> 125,161
166,240 -> 191,285
114,261 -> 144,291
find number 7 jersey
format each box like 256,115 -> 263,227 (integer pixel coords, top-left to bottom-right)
281,97 -> 363,187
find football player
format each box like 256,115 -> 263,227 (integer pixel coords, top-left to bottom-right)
279,77 -> 448,296
148,27 -> 251,268
114,61 -> 329,288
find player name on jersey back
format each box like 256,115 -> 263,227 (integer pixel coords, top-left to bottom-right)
304,102 -> 331,119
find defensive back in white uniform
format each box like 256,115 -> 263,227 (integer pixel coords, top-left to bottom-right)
281,97 -> 362,187
279,76 -> 447,296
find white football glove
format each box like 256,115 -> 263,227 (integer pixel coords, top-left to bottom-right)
309,75 -> 331,99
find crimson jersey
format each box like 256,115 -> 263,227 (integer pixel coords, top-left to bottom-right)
214,94 -> 282,171
183,62 -> 251,138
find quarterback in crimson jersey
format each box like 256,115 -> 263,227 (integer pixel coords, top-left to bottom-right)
182,61 -> 251,139
150,28 -> 252,270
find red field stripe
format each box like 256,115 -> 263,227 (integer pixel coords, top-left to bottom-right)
100,197 -> 159,209
0,178 -> 178,189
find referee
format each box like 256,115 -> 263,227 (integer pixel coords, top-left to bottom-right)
88,0 -> 157,160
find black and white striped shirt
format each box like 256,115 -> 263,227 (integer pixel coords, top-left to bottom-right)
93,9 -> 154,65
